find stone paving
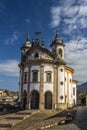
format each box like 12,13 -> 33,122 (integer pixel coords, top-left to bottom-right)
0,107 -> 77,130
45,106 -> 87,130
0,110 -> 38,130
0,108 -> 76,130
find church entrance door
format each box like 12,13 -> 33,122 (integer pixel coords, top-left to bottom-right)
45,91 -> 52,109
31,90 -> 39,109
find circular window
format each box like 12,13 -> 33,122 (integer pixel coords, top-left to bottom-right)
60,96 -> 63,99
60,68 -> 63,72
60,81 -> 63,85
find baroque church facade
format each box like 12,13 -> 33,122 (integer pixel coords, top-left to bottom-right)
19,31 -> 77,110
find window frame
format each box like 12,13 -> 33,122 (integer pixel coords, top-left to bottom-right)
24,72 -> 28,83
73,87 -> 75,96
32,70 -> 38,83
59,48 -> 63,57
46,72 -> 52,83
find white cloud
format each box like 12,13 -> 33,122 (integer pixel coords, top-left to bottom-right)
49,1 -> 87,84
65,37 -> 87,84
4,32 -> 19,45
50,6 -> 61,27
79,6 -> 87,16
63,6 -> 79,17
50,1 -> 87,32
0,60 -> 19,77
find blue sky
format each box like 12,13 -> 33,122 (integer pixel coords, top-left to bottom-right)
0,0 -> 87,91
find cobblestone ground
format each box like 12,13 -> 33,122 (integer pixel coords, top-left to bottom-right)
7,108 -> 76,130
46,106 -> 87,130
2,107 -> 87,130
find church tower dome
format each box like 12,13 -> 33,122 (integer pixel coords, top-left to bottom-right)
50,30 -> 65,59
21,34 -> 31,54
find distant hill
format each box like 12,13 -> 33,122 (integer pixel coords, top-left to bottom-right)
77,82 -> 87,93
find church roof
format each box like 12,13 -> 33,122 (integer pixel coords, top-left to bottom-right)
27,42 -> 56,59
21,32 -> 66,65
25,43 -> 66,65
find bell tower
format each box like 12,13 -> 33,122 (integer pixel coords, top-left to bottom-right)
21,34 -> 31,54
50,30 -> 65,59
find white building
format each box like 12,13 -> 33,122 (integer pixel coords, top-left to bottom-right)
19,31 -> 77,110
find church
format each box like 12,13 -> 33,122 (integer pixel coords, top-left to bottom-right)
18,31 -> 77,110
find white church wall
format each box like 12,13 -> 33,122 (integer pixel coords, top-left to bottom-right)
44,83 -> 53,93
30,83 -> 40,92
64,71 -> 68,96
58,66 -> 65,103
24,67 -> 28,72
23,84 -> 28,92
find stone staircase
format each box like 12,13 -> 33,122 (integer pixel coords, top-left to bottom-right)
0,110 -> 36,130
0,108 -> 77,130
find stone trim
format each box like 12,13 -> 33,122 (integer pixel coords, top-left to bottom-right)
40,65 -> 44,110
53,65 -> 58,109
21,68 -> 24,108
67,72 -> 69,108
26,66 -> 31,109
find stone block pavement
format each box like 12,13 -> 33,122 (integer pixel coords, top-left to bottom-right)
0,108 -> 77,130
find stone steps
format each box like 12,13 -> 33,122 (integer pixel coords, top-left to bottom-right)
0,123 -> 12,128
0,110 -> 33,129
5,116 -> 24,120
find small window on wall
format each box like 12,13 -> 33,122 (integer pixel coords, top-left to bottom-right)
33,71 -> 38,82
46,73 -> 51,82
73,88 -> 75,96
60,81 -> 63,85
60,68 -> 63,72
24,72 -> 28,83
65,77 -> 66,81
59,48 -> 62,57
70,79 -> 72,83
35,53 -> 39,58
60,95 -> 63,100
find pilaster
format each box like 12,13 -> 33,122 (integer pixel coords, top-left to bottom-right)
39,64 -> 44,110
26,66 -> 31,109
21,67 -> 24,108
53,65 -> 58,109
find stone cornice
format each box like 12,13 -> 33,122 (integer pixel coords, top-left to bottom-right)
19,58 -> 67,68
65,66 -> 74,74
72,79 -> 78,84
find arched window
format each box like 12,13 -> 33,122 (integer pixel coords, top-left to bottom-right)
35,53 -> 39,58
59,48 -> 62,57
32,71 -> 38,82
46,73 -> 51,82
